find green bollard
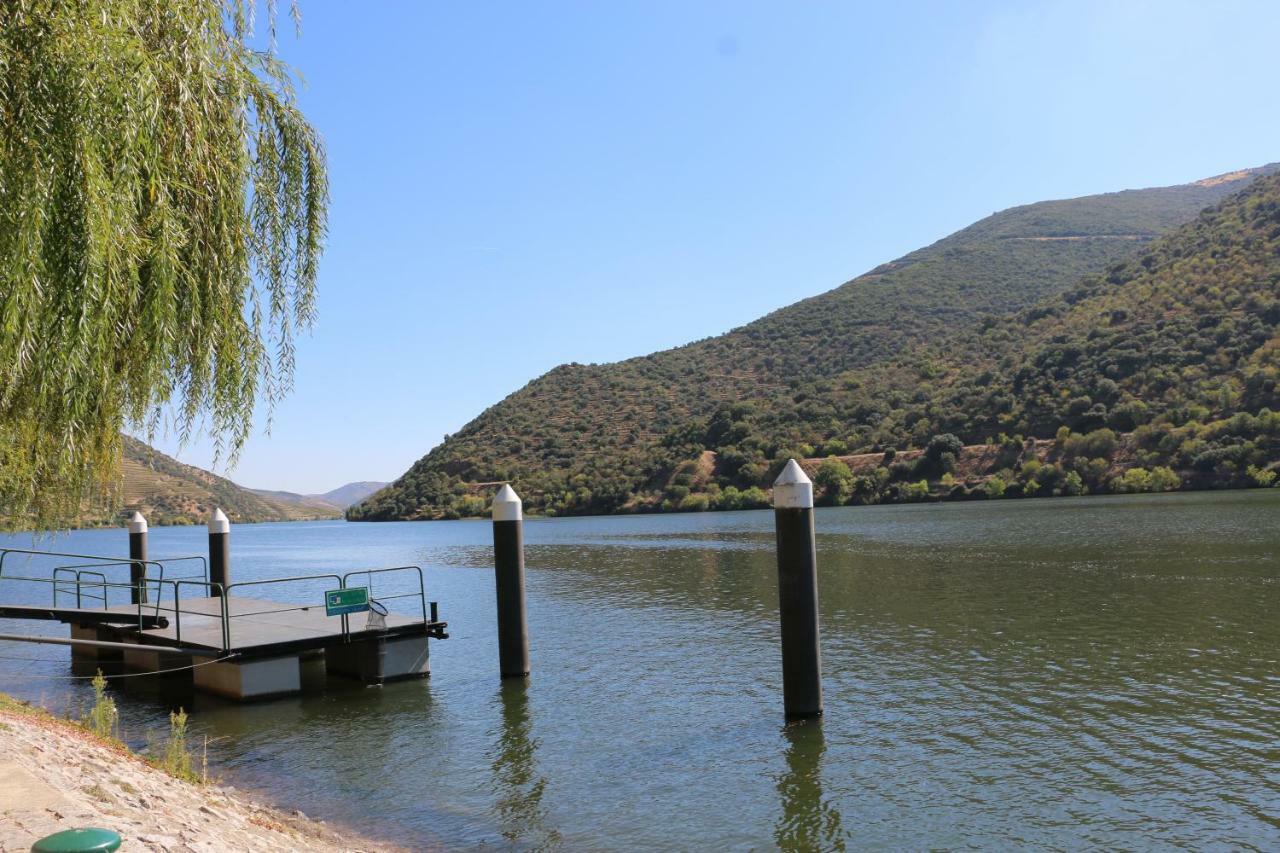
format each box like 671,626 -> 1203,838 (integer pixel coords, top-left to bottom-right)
31,827 -> 122,853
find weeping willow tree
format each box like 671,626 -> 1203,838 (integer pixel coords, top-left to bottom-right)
0,1 -> 327,528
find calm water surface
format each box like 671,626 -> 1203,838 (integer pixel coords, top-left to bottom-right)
1,490 -> 1277,849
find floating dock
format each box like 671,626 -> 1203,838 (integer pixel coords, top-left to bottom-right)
0,544 -> 448,701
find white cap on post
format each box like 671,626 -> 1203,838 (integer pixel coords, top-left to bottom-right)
772,459 -> 814,509
492,484 -> 523,522
208,507 -> 230,534
127,511 -> 148,534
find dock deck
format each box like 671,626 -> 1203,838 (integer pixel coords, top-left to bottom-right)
98,596 -> 444,658
0,604 -> 167,629
0,547 -> 448,701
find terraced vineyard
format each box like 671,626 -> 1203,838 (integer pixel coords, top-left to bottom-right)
86,437 -> 341,528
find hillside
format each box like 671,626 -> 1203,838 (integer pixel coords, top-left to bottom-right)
111,437 -> 341,527
319,482 -> 388,507
250,482 -> 386,513
352,165 -> 1280,520
248,489 -> 343,515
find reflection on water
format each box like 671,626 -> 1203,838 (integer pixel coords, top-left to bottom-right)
0,490 -> 1277,848
488,680 -> 560,849
775,721 -> 844,851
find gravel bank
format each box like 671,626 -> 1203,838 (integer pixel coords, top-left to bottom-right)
0,700 -> 404,852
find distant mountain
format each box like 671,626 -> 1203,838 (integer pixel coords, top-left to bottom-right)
251,481 -> 387,511
352,164 -> 1280,520
247,488 -> 343,515
116,437 -> 342,526
317,482 -> 388,508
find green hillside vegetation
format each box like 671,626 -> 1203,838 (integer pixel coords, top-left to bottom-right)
352,167 -> 1280,520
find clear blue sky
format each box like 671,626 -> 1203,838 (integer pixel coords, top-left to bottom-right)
147,0 -> 1280,494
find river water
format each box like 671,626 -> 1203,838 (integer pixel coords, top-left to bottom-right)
1,490 -> 1276,849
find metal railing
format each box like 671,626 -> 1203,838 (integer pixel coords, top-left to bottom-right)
0,547 -> 439,655
0,573 -> 156,631
169,579 -> 226,649
221,574 -> 342,651
342,565 -> 430,626
124,577 -> 228,650
0,548 -> 210,635
0,547 -> 207,583
52,561 -> 166,609
52,567 -> 109,608
1,548 -> 207,615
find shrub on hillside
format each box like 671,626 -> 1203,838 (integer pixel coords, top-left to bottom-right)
1247,464 -> 1278,487
1149,466 -> 1181,492
679,493 -> 710,512
1062,428 -> 1118,459
1116,468 -> 1151,493
898,479 -> 930,502
814,457 -> 855,505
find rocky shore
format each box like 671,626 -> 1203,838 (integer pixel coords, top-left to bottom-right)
0,698 -> 402,852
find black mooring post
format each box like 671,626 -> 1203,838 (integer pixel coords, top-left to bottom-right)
492,484 -> 530,677
127,511 -> 148,605
774,459 -> 823,719
208,507 -> 230,594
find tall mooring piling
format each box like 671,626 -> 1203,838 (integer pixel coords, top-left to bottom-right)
491,484 -> 530,677
128,511 -> 148,604
209,507 -> 230,591
773,459 -> 823,718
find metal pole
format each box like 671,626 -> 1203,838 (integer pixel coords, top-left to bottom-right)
208,508 -> 230,593
774,459 -> 823,719
491,484 -> 530,677
0,633 -> 220,657
128,511 -> 148,605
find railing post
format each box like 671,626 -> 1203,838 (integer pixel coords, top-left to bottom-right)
773,459 -> 823,719
208,508 -> 230,593
491,484 -> 530,678
128,511 -> 148,605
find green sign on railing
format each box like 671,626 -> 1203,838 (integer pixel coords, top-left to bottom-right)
325,586 -> 370,616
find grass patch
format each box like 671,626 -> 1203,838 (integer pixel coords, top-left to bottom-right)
146,707 -> 205,785
84,783 -> 112,802
1,681 -> 207,786
83,671 -> 119,741
0,692 -> 36,714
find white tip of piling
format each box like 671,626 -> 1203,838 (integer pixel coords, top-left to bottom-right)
492,484 -> 523,522
208,507 -> 230,534
127,511 -> 148,534
772,459 -> 814,509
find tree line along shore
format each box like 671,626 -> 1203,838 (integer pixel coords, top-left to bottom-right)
354,413 -> 1280,521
